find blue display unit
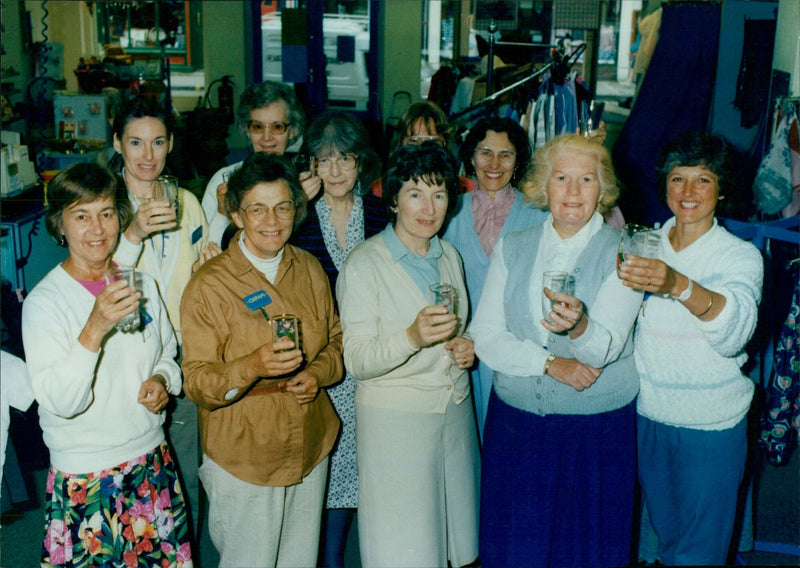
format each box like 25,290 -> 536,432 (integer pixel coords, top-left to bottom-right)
1,186 -> 67,292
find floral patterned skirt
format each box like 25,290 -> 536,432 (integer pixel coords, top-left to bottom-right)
41,441 -> 193,567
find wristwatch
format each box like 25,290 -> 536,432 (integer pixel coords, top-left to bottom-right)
672,278 -> 693,302
543,353 -> 556,376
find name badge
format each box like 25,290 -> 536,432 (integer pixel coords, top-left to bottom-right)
140,307 -> 153,326
191,225 -> 203,245
243,290 -> 272,311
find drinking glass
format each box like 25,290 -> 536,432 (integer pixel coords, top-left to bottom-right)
429,283 -> 456,314
273,314 -> 299,351
293,153 -> 314,176
618,224 -> 660,272
156,174 -> 180,221
542,271 -> 575,325
106,267 -> 141,332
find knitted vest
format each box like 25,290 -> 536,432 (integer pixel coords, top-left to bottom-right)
494,223 -> 639,416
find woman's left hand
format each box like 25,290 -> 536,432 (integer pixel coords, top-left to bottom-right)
138,375 -> 169,413
541,290 -> 587,336
299,171 -> 322,201
618,255 -> 677,295
284,370 -> 319,405
445,336 -> 475,370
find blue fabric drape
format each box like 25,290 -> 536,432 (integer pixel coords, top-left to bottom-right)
612,3 -> 722,226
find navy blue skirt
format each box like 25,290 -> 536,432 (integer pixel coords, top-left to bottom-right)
480,391 -> 636,568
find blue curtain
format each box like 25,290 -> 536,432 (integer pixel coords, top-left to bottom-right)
612,3 -> 722,226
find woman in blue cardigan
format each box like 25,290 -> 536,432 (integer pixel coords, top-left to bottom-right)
443,117 -> 547,438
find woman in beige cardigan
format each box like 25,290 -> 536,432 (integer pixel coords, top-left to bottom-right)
337,143 -> 480,568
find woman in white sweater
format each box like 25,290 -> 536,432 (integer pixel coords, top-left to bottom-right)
337,144 -> 480,567
22,163 -> 190,567
618,131 -> 764,566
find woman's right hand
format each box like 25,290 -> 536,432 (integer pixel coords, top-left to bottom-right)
79,278 -> 141,352
216,182 -> 228,215
246,340 -> 304,379
126,198 -> 177,245
406,306 -> 458,349
546,357 -> 602,391
299,171 -> 322,201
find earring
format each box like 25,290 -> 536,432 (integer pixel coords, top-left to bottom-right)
355,179 -> 362,195
58,235 -> 67,247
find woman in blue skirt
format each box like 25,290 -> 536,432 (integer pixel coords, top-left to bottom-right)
471,134 -> 643,567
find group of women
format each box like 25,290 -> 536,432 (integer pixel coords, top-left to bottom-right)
20,79 -> 763,568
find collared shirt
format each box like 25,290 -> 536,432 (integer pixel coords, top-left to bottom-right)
381,224 -> 443,297
180,235 -> 342,486
472,184 -> 516,257
238,231 -> 284,283
531,212 -> 604,343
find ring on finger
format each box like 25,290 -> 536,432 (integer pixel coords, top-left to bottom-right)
647,277 -> 652,286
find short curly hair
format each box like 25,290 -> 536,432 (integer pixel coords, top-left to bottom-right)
382,142 -> 460,223
521,133 -> 619,216
224,153 -> 308,230
656,131 -> 744,218
459,116 -> 531,185
236,81 -> 306,147
45,162 -> 132,246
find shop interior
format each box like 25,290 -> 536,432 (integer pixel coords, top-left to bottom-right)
1,1 -> 798,566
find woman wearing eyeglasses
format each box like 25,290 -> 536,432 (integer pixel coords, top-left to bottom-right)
289,111 -> 386,567
370,101 -> 475,197
181,152 -> 342,567
201,81 -> 321,247
443,116 -> 547,439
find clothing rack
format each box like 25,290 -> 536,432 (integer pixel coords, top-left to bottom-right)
449,62 -> 553,126
719,215 -> 799,390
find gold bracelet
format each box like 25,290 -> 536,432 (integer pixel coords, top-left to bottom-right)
543,353 -> 556,376
696,292 -> 714,318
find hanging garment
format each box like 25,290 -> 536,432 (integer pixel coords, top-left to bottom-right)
759,278 -> 800,465
612,2 -> 722,226
530,79 -> 555,149
754,104 -> 799,216
733,18 -> 777,129
552,76 -> 578,135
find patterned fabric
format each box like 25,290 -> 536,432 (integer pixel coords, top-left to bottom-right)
325,372 -> 358,508
314,197 -> 364,509
759,279 -> 800,465
290,193 -> 388,509
754,104 -> 798,215
315,194 -> 365,272
41,442 -> 192,568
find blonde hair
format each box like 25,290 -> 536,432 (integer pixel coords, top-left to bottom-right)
521,134 -> 619,216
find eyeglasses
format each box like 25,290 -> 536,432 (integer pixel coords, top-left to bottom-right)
239,201 -> 295,222
403,135 -> 445,146
474,147 -> 517,166
314,154 -> 358,172
246,120 -> 290,136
